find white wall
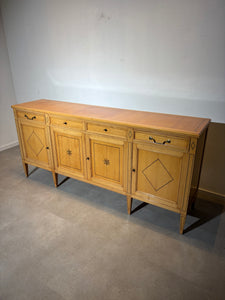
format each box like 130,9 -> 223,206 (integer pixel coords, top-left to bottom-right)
1,0 -> 225,122
0,7 -> 17,151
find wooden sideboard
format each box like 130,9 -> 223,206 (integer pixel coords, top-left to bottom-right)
12,99 -> 210,233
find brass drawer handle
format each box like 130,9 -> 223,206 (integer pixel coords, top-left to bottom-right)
24,114 -> 36,120
149,136 -> 171,145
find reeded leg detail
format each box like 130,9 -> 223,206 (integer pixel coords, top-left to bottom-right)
180,213 -> 187,234
127,196 -> 133,215
52,172 -> 58,187
22,162 -> 28,177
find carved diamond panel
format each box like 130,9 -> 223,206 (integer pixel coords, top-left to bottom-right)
142,159 -> 173,191
27,131 -> 44,156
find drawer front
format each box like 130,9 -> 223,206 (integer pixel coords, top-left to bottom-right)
50,117 -> 83,130
17,110 -> 45,123
87,123 -> 127,138
135,131 -> 188,151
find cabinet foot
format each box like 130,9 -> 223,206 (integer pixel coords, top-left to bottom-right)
127,196 -> 133,214
23,162 -> 28,177
52,172 -> 58,187
180,213 -> 187,234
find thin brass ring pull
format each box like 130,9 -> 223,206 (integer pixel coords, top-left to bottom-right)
24,114 -> 36,120
149,136 -> 171,145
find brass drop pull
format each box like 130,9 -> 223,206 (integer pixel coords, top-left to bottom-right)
104,159 -> 110,165
67,149 -> 72,155
64,122 -> 67,125
104,128 -> 108,132
24,114 -> 36,120
149,136 -> 171,145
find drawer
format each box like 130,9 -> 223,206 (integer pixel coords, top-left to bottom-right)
87,123 -> 127,138
50,117 -> 83,130
17,110 -> 45,123
135,131 -> 188,151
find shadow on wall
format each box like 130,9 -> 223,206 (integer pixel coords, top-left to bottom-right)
199,122 -> 225,200
32,69 -> 224,122
29,70 -> 225,201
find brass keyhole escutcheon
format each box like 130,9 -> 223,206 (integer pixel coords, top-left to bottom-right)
67,149 -> 72,155
103,159 -> 110,166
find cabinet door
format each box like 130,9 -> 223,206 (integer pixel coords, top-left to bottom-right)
52,129 -> 85,178
86,135 -> 127,193
19,122 -> 51,168
132,143 -> 187,210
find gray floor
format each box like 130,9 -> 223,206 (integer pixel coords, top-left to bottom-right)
0,146 -> 225,300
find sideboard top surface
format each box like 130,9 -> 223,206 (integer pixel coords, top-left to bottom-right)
12,99 -> 210,137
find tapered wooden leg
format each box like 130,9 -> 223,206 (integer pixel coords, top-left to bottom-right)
180,213 -> 187,234
127,196 -> 133,215
22,162 -> 28,177
52,172 -> 58,187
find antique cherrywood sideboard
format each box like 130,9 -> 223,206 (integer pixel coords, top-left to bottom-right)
12,99 -> 210,233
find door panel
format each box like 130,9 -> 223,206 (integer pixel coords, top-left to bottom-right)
87,136 -> 126,191
20,123 -> 49,166
57,135 -> 82,170
132,144 -> 184,206
92,141 -> 121,183
53,130 -> 84,177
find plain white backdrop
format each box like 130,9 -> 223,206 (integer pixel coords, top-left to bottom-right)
1,0 -> 225,150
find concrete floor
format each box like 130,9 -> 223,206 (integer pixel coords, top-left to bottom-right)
0,146 -> 225,300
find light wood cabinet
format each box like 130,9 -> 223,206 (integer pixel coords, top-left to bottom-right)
12,100 -> 210,234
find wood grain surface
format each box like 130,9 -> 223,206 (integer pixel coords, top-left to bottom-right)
12,99 -> 210,137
